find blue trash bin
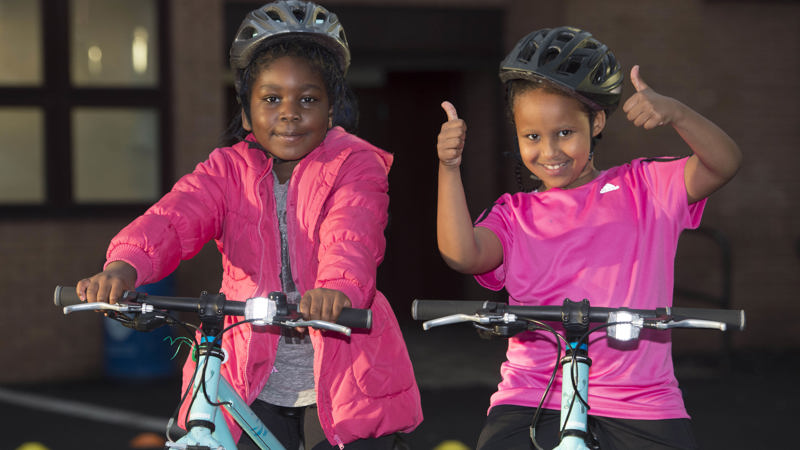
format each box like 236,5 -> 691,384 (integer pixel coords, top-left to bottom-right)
103,275 -> 178,380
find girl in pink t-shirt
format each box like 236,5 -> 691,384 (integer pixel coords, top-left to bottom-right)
436,26 -> 741,449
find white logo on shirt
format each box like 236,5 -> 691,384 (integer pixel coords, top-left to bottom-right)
600,183 -> 620,194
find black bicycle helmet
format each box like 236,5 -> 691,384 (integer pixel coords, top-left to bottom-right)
499,26 -> 623,115
229,0 -> 350,94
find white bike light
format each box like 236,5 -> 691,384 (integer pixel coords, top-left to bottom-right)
245,297 -> 276,326
607,310 -> 641,341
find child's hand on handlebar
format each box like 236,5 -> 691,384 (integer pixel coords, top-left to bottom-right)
76,260 -> 137,304
299,288 -> 352,324
437,101 -> 466,167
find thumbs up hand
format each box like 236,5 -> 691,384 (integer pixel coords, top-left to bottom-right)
437,101 -> 467,167
622,65 -> 683,130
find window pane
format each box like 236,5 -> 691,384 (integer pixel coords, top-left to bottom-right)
71,0 -> 158,86
0,0 -> 42,85
72,108 -> 159,203
0,108 -> 45,203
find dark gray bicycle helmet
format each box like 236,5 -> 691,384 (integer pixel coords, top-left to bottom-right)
499,26 -> 623,115
229,0 -> 350,94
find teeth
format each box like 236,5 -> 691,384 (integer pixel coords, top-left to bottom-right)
543,162 -> 566,170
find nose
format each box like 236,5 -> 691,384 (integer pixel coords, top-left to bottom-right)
541,137 -> 560,158
279,102 -> 300,121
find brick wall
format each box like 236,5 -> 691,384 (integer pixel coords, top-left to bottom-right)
1,219 -> 126,383
2,0 -> 797,383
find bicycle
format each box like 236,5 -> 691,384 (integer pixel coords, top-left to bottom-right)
54,286 -> 372,450
411,298 -> 745,450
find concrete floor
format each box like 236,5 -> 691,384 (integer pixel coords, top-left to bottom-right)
1,323 -> 794,449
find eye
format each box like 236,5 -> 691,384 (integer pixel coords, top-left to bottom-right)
558,129 -> 573,137
524,133 -> 540,141
263,95 -> 280,104
300,95 -> 318,104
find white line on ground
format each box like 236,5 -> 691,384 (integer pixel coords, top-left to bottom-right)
0,386 -> 169,432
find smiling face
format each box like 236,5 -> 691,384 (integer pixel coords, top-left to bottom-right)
512,87 -> 606,191
242,55 -> 332,179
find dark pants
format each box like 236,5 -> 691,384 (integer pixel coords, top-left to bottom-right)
477,405 -> 699,450
237,400 -> 398,450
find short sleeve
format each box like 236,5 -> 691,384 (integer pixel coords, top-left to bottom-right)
635,157 -> 706,230
473,196 -> 514,291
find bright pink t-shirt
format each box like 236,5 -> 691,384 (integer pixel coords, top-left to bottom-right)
475,157 -> 705,420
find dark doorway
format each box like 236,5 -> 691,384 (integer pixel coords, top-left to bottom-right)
355,72 -> 467,321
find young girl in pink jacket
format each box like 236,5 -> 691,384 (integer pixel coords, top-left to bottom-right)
75,1 -> 421,448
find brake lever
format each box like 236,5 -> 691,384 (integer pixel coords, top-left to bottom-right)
646,319 -> 727,331
275,319 -> 352,336
63,302 -> 141,315
422,313 -> 517,330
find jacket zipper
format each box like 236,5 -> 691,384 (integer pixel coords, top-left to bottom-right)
243,166 -> 271,401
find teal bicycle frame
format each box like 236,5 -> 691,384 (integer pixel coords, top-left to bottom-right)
54,287 -> 368,450
169,336 -> 285,450
554,341 -> 591,450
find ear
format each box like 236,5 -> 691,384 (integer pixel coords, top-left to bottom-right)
592,110 -> 607,137
241,108 -> 252,132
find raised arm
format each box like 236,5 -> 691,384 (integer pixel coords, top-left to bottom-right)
436,101 -> 503,274
622,65 -> 742,203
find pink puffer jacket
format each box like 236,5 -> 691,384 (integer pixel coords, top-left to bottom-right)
105,127 -> 422,446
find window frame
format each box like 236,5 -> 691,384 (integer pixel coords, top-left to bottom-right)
0,0 -> 171,218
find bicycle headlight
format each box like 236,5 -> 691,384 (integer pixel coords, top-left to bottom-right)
245,297 -> 277,326
607,310 -> 641,341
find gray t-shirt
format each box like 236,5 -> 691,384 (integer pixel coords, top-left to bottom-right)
257,176 -> 316,407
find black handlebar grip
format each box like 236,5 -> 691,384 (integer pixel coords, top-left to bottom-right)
54,286 -> 83,307
669,307 -> 746,331
337,307 -> 372,330
411,300 -> 491,321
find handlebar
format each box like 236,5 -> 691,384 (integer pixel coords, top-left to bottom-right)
55,285 -> 372,336
411,299 -> 745,340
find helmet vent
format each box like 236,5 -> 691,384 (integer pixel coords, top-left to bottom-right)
556,31 -> 575,42
292,7 -> 306,21
239,26 -> 258,39
266,10 -> 283,22
541,47 -> 561,65
315,12 -> 327,24
560,59 -> 582,74
518,40 -> 538,62
592,63 -> 609,83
